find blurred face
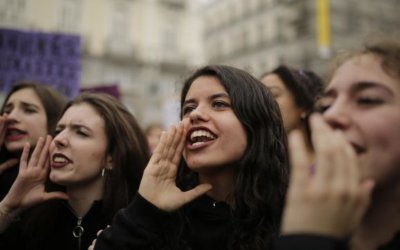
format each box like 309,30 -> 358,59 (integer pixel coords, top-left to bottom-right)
3,88 -> 48,152
49,103 -> 110,187
261,74 -> 304,132
182,76 -> 247,174
320,54 -> 400,187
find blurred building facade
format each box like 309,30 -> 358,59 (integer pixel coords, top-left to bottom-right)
201,0 -> 400,77
0,0 -> 205,126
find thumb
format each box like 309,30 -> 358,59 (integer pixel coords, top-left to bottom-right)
43,192 -> 69,202
0,159 -> 18,173
182,184 -> 212,204
355,179 -> 375,222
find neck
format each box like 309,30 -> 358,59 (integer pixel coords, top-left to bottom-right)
66,177 -> 105,218
352,181 -> 400,250
198,167 -> 235,205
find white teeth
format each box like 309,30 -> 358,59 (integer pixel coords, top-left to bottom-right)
190,130 -> 216,141
53,156 -> 68,163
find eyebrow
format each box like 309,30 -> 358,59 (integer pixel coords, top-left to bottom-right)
183,92 -> 230,106
351,81 -> 393,95
323,81 -> 393,98
56,123 -> 92,133
5,101 -> 40,109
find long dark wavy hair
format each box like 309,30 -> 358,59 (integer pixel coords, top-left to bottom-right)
177,65 -> 289,250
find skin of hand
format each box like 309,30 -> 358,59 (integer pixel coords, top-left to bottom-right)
281,114 -> 375,238
138,122 -> 212,212
88,225 -> 109,250
0,115 -> 19,174
0,135 -> 68,218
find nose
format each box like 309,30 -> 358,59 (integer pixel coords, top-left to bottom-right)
6,109 -> 20,125
322,99 -> 352,130
53,131 -> 68,148
188,105 -> 209,124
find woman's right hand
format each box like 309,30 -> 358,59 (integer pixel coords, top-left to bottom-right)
138,122 -> 212,212
0,135 -> 68,218
281,114 -> 375,238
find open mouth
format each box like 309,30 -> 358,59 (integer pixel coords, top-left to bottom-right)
5,128 -> 27,141
188,128 -> 217,146
51,153 -> 72,168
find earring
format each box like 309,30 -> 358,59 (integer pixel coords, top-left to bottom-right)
101,168 -> 105,177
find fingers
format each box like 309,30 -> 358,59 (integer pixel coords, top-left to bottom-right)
43,191 -> 69,201
0,158 -> 18,173
183,183 -> 212,204
27,137 -> 45,167
171,123 -> 186,165
310,114 -> 336,188
354,179 -> 375,222
22,136 -> 51,170
149,131 -> 167,164
19,142 -> 31,170
88,240 -> 95,250
164,125 -> 178,160
288,130 -> 310,187
37,135 -> 52,169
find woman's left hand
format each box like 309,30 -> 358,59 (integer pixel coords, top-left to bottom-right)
0,135 -> 68,217
281,114 -> 374,238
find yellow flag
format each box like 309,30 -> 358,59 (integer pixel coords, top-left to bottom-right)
316,0 -> 331,58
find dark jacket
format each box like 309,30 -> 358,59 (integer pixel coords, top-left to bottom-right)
95,193 -> 232,250
275,233 -> 400,250
0,200 -> 110,250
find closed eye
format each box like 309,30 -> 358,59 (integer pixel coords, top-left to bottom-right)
76,129 -> 88,137
24,107 -> 37,114
357,97 -> 384,105
315,104 -> 331,113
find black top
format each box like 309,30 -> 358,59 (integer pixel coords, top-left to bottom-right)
95,193 -> 232,250
275,233 -> 400,250
0,165 -> 18,200
0,200 -> 110,250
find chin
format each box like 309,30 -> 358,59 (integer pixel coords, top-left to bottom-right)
49,174 -> 66,185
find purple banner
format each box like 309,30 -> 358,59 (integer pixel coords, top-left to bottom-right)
81,84 -> 121,100
0,28 -> 81,98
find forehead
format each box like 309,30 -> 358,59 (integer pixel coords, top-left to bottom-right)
59,103 -> 105,128
327,54 -> 400,93
7,88 -> 42,105
185,76 -> 227,99
261,74 -> 286,89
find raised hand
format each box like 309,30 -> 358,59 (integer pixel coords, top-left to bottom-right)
281,114 -> 375,238
138,122 -> 212,212
0,135 -> 68,217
